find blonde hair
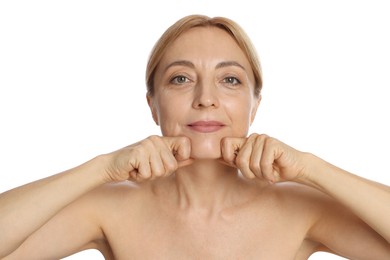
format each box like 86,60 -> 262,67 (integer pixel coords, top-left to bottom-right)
146,14 -> 263,98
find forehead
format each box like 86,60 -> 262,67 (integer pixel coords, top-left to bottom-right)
159,26 -> 252,70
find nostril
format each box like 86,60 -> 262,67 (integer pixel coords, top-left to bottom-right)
193,98 -> 217,108
192,87 -> 219,109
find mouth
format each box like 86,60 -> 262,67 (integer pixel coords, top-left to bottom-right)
187,120 -> 226,133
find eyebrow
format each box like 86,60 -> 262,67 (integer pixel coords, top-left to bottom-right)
164,60 -> 246,72
215,61 -> 246,71
164,60 -> 195,72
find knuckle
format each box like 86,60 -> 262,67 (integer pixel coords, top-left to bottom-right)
165,161 -> 178,173
153,169 -> 164,177
139,171 -> 151,180
220,136 -> 229,145
248,133 -> 259,140
179,136 -> 191,145
177,137 -> 191,156
220,136 -> 234,149
248,173 -> 256,179
224,155 -> 235,164
242,171 -> 255,179
260,165 -> 270,176
257,134 -> 268,142
131,147 -> 143,158
147,135 -> 161,143
264,135 -> 275,145
249,162 -> 261,174
235,156 -> 246,169
261,166 -> 274,180
140,139 -> 153,149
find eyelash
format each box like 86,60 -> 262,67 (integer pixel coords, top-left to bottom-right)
169,75 -> 242,87
170,75 -> 190,85
222,76 -> 241,86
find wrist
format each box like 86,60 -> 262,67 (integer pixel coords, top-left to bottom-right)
296,152 -> 328,189
93,154 -> 114,185
74,154 -> 111,187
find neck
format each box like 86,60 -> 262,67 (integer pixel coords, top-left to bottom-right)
172,159 -> 243,213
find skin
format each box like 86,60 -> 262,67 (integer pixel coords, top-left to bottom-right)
148,25 -> 259,160
1,27 -> 390,259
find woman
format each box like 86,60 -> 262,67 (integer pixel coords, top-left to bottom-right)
1,14 -> 389,259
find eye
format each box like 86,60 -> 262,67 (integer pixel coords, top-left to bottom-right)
222,76 -> 241,86
170,75 -> 190,85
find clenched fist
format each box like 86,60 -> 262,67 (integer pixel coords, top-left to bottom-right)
220,133 -> 310,183
102,136 -> 193,182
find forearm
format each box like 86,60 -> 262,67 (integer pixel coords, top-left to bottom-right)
303,154 -> 390,243
0,155 -> 107,257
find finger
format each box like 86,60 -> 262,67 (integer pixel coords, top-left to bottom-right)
260,138 -> 280,183
136,160 -> 152,180
149,152 -> 166,178
162,136 -> 193,173
249,134 -> 265,178
159,146 -> 180,176
177,158 -> 194,168
164,136 -> 192,162
220,137 -> 246,166
126,156 -> 141,181
235,139 -> 256,179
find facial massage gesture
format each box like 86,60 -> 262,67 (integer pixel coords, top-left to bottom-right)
1,14 -> 390,259
103,134 -> 306,184
101,129 -> 390,247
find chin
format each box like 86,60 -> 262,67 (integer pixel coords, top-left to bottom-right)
189,137 -> 222,159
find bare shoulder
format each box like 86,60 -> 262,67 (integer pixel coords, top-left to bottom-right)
253,181 -> 335,213
268,183 -> 390,258
89,180 -> 163,224
262,182 -> 344,233
251,182 -> 337,254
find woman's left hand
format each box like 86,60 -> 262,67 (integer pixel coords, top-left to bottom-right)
220,133 -> 310,183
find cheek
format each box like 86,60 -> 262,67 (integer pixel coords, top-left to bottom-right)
156,98 -> 185,136
226,100 -> 253,135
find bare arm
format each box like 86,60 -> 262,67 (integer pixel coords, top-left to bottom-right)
303,154 -> 390,243
0,156 -> 106,257
221,133 -> 390,257
0,135 -> 191,258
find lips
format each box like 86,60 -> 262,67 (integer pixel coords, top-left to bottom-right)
187,121 -> 225,133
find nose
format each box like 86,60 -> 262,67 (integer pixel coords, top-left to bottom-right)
192,79 -> 219,109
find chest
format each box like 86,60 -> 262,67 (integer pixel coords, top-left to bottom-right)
103,206 -> 310,259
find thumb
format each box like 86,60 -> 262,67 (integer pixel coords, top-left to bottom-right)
220,137 -> 246,166
177,158 -> 195,168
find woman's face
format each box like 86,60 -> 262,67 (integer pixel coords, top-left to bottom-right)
148,26 -> 261,159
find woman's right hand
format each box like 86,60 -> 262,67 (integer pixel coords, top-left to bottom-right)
102,135 -> 193,183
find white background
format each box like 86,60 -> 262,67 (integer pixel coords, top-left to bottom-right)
1,0 -> 389,259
